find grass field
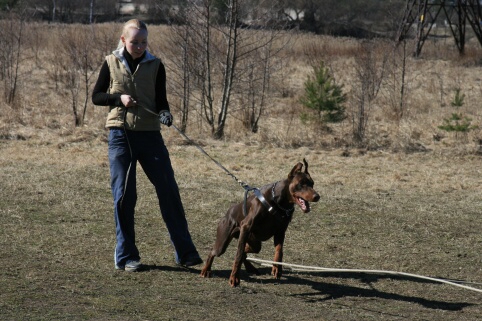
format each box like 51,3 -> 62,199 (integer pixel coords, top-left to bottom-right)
0,128 -> 481,320
1,21 -> 481,320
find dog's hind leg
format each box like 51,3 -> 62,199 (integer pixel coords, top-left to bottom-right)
200,216 -> 238,278
229,219 -> 254,287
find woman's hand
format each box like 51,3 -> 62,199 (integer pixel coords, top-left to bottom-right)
121,95 -> 137,108
158,110 -> 173,127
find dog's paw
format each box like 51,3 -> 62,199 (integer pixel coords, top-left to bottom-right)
272,266 -> 283,279
229,275 -> 240,287
200,269 -> 212,278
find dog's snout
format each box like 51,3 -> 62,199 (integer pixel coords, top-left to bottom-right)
312,193 -> 320,202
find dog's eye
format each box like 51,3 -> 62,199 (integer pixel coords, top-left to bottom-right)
298,181 -> 314,189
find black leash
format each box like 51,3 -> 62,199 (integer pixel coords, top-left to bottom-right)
119,109 -> 134,214
134,103 -> 273,215
170,124 -> 273,215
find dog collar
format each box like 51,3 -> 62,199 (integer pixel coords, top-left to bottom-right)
271,182 -> 295,218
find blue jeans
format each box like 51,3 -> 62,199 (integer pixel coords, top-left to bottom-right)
108,128 -> 199,267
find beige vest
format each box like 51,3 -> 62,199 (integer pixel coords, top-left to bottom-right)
105,52 -> 161,131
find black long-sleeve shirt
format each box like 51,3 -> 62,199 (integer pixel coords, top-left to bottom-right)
92,50 -> 170,113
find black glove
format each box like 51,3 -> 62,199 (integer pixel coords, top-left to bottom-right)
159,110 -> 173,127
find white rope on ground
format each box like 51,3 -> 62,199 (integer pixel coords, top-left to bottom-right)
246,257 -> 482,294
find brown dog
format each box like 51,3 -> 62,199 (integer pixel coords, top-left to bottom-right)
200,159 -> 320,287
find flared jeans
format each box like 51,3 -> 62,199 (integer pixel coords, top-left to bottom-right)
108,128 -> 199,267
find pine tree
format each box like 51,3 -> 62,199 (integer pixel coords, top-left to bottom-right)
300,62 -> 347,125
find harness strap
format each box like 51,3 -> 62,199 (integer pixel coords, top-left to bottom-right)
243,186 -> 273,217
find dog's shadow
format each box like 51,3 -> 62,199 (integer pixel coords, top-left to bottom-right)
138,264 -> 474,311
205,267 -> 474,311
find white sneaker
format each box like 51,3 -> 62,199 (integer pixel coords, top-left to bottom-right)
124,260 -> 141,272
114,248 -> 141,272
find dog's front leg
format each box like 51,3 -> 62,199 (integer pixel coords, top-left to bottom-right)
272,232 -> 286,279
229,221 -> 252,287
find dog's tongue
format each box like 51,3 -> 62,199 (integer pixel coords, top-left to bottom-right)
298,198 -> 311,213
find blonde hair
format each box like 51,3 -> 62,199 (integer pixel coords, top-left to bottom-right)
116,19 -> 148,50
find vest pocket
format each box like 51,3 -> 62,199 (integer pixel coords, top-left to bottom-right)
106,106 -> 125,127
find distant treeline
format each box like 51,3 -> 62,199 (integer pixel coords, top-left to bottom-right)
1,0 -> 405,38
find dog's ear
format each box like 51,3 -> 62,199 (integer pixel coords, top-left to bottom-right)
288,162 -> 303,179
303,158 -> 309,174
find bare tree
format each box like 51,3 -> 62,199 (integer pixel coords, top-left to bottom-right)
55,25 -> 102,126
384,39 -> 410,123
351,39 -> 389,143
165,21 -> 193,132
52,0 -> 56,22
165,0 -> 290,139
237,43 -> 284,133
162,3 -> 209,132
0,14 -> 26,106
164,0 -> 238,138
213,0 -> 240,139
89,0 -> 94,24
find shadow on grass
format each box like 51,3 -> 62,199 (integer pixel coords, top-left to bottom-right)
291,271 -> 477,311
204,267 -> 475,311
138,264 -> 205,274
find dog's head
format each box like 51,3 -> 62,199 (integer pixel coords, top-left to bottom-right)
288,158 -> 320,213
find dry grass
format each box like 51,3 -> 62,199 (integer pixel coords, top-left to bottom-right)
1,22 -> 481,152
1,136 -> 481,320
0,22 -> 481,320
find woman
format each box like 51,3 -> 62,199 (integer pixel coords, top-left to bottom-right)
92,19 -> 202,271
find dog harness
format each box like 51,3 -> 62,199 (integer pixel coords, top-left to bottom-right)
243,186 -> 273,217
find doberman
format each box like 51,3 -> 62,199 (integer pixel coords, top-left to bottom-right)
200,159 -> 320,287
